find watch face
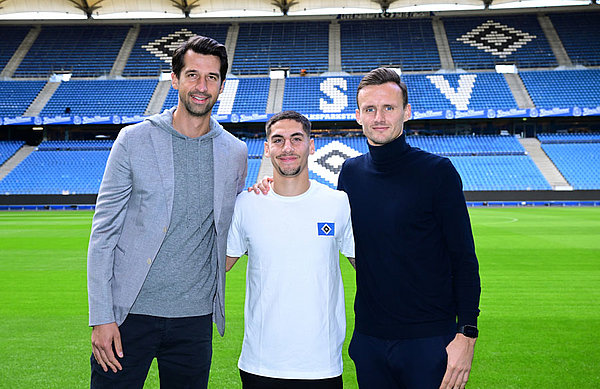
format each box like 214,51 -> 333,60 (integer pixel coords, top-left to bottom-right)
461,325 -> 479,338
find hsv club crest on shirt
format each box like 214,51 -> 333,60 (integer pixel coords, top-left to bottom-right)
317,222 -> 335,236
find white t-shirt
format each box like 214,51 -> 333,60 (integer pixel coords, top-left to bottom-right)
227,180 -> 355,379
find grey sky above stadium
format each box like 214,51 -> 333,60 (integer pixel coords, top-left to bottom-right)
0,0 -> 594,20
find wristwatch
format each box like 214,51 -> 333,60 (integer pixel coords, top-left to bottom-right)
458,325 -> 479,338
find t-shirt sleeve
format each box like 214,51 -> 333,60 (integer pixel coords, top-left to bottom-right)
337,193 -> 355,258
226,196 -> 247,258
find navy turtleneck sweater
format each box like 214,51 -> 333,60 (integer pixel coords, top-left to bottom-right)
338,132 -> 481,340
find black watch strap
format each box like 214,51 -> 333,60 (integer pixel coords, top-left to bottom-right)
458,325 -> 479,338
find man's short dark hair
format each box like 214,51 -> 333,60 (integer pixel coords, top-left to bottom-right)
172,35 -> 228,82
265,111 -> 311,138
356,68 -> 408,108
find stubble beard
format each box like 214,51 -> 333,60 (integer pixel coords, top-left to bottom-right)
182,92 -> 215,118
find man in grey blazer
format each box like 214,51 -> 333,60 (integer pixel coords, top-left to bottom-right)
87,35 -> 247,388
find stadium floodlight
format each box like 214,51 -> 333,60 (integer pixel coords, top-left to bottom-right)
269,68 -> 288,79
32,127 -> 43,131
495,64 -> 517,74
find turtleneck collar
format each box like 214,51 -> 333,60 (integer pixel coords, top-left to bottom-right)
367,132 -> 411,167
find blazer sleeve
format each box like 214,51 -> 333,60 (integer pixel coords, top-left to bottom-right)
87,128 -> 133,326
237,141 -> 248,194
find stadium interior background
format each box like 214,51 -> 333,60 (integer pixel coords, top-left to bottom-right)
0,0 -> 599,206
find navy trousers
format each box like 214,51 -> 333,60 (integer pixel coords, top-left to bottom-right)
90,313 -> 213,389
349,330 -> 455,389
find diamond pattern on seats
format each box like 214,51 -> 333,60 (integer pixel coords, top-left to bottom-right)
457,20 -> 536,59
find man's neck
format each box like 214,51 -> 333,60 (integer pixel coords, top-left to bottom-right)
172,106 -> 211,138
272,172 -> 311,197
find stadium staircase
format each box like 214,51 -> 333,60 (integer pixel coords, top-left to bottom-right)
0,26 -> 40,78
328,20 -> 342,72
266,78 -> 284,114
0,145 -> 35,181
503,73 -> 535,109
431,17 -> 455,70
537,15 -> 572,67
145,80 -> 172,115
519,138 -> 572,190
23,81 -> 60,117
225,23 -> 239,74
109,24 -> 140,78
257,154 -> 273,183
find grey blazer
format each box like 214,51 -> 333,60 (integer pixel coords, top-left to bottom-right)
87,115 -> 247,336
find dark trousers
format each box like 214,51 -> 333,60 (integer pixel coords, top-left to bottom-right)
91,313 -> 213,389
240,369 -> 343,389
349,330 -> 455,389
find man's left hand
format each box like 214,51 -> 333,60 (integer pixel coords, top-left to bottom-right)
439,333 -> 476,389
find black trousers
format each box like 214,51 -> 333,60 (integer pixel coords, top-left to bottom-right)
91,313 -> 213,389
240,369 -> 343,389
349,330 -> 455,389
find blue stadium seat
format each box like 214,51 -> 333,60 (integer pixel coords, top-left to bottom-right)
340,19 -> 440,72
443,15 -> 555,69
549,12 -> 600,67
0,140 -> 25,166
162,77 -> 269,115
0,26 -> 31,70
123,24 -> 229,77
0,80 -> 46,117
520,70 -> 600,109
40,79 -> 158,116
282,73 -> 517,116
232,22 -> 329,75
307,135 -> 549,190
14,25 -> 130,77
0,144 -> 111,195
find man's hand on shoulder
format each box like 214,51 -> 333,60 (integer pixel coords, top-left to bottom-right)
91,322 -> 123,373
439,333 -> 476,389
247,176 -> 273,195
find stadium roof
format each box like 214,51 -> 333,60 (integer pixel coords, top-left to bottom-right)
0,0 -> 594,20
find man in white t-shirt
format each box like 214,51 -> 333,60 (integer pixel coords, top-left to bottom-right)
226,110 -> 355,389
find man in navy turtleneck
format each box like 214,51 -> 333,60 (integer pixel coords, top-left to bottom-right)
338,68 -> 481,389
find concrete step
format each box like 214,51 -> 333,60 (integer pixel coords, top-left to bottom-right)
504,73 -> 534,109
145,80 -> 172,115
519,138 -> 572,190
110,25 -> 140,78
0,145 -> 36,181
537,14 -> 572,67
431,17 -> 454,70
0,26 -> 41,78
256,155 -> 273,185
24,81 -> 61,117
266,78 -> 284,114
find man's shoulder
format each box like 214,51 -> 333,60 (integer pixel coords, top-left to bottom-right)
341,153 -> 369,170
312,180 -> 348,199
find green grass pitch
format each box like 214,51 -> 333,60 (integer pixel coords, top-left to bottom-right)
0,207 -> 599,388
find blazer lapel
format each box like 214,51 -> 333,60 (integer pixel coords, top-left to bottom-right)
150,128 -> 174,222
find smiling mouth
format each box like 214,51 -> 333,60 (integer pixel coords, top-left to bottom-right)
191,94 -> 210,104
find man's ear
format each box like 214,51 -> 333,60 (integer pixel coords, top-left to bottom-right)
355,108 -> 362,126
403,104 -> 412,122
309,139 -> 315,155
171,72 -> 179,90
264,140 -> 270,158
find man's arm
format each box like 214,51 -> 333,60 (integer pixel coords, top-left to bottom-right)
87,128 -> 134,372
440,334 -> 476,389
226,255 -> 240,272
434,159 -> 481,389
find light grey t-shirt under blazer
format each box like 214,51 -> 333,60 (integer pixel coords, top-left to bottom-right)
131,108 -> 219,317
